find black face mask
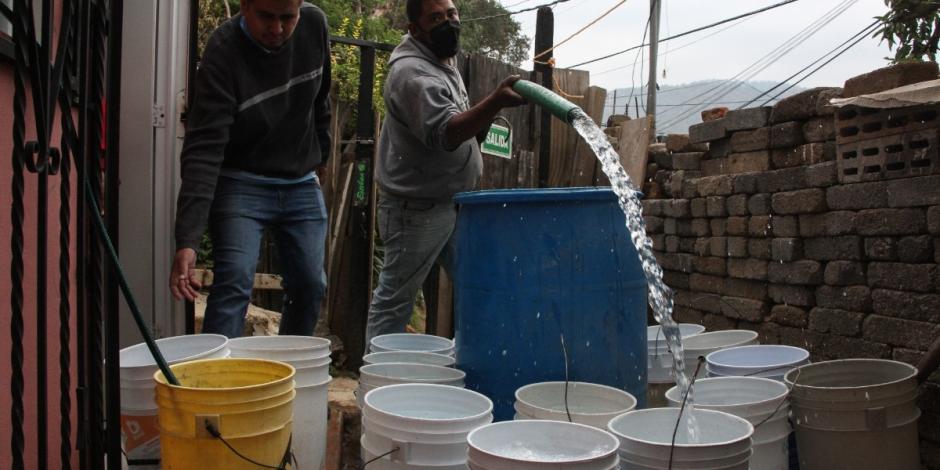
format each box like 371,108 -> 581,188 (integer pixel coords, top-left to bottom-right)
422,20 -> 461,58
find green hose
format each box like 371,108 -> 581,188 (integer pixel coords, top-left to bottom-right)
512,79 -> 580,124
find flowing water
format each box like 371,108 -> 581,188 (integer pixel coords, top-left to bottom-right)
571,109 -> 700,441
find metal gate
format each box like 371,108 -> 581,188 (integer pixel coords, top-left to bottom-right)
3,0 -> 123,468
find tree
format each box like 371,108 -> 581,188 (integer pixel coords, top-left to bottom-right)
877,0 -> 940,63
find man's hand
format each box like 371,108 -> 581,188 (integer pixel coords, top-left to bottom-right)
170,248 -> 202,302
490,75 -> 527,109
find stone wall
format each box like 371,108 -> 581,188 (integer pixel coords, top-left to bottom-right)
642,63 -> 940,468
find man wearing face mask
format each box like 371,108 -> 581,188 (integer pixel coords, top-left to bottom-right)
365,0 -> 526,348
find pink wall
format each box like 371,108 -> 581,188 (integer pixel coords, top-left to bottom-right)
1,3 -> 80,466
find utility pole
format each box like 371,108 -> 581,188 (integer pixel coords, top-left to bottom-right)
534,7 -> 554,188
646,0 -> 661,139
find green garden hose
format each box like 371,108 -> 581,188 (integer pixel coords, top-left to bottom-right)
512,79 -> 580,124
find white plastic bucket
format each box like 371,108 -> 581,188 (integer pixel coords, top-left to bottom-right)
364,351 -> 457,368
361,384 -> 493,467
467,420 -> 620,469
608,408 -> 754,470
227,335 -> 331,361
513,382 -> 637,429
680,330 -> 759,379
119,334 -> 229,466
666,377 -> 790,470
370,333 -> 456,356
706,345 -> 809,381
648,324 -> 705,383
224,335 -> 333,469
785,359 -> 921,470
358,363 -> 466,407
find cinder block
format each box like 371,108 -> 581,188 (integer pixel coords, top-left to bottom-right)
772,189 -> 827,214
804,236 -> 862,260
855,208 -> 926,236
689,118 -> 728,144
725,107 -> 773,132
768,260 -> 824,285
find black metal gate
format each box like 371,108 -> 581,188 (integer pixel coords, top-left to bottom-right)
3,0 -> 123,468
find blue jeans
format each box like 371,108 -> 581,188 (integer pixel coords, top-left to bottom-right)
365,197 -> 457,351
202,176 -> 328,338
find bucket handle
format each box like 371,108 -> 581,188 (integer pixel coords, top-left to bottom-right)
200,416 -> 295,469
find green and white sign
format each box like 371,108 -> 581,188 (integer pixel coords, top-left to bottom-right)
482,124 -> 512,159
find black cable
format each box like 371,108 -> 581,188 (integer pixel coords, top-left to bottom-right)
739,20 -> 880,109
462,0 -> 572,22
569,0 -> 800,69
560,334 -> 572,423
204,421 -> 293,469
360,447 -> 401,469
657,0 -> 856,129
759,22 -> 879,106
670,356 -> 704,470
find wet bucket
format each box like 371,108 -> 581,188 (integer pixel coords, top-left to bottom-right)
154,358 -> 295,469
358,363 -> 466,407
370,333 -> 456,356
513,381 -> 636,429
647,324 -> 705,407
785,359 -> 921,470
680,330 -> 759,380
468,420 -> 620,469
227,335 -> 332,469
706,345 -> 809,381
608,408 -> 754,470
363,351 -> 457,368
666,377 -> 790,470
119,334 -> 229,467
361,383 -> 493,468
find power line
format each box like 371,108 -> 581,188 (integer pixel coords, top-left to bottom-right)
759,22 -> 879,106
739,19 -> 880,108
568,0 -> 800,68
463,0 -> 573,22
657,0 -> 856,129
534,0 -> 630,61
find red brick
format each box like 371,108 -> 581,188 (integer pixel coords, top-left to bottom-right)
863,315 -> 940,349
809,307 -> 864,336
868,262 -> 938,293
772,189 -> 827,214
855,208 -> 926,236
842,62 -> 939,98
768,260 -> 824,285
702,107 -> 729,122
816,285 -> 872,311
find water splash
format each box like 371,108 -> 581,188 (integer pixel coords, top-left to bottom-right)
571,110 -> 700,441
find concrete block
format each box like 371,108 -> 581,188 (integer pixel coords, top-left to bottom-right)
805,161 -> 839,187
690,198 -> 708,218
748,215 -> 773,237
642,199 -> 665,216
809,308 -> 864,336
863,315 -> 940,350
772,188 -> 827,214
721,297 -> 768,322
769,284 -> 816,307
645,216 -> 665,234
689,118 -> 728,144
724,106 -> 772,131
887,176 -> 940,208
663,199 -> 691,218
696,175 -> 734,196
726,194 -> 749,216
727,217 -> 749,236
865,237 -> 897,261
749,238 -> 771,259
708,137 -> 732,158
772,215 -> 800,237
727,237 -> 748,257
732,173 -> 760,194
929,206 -> 940,235
665,235 -> 680,253
756,167 -> 807,193
872,289 -> 940,323
768,260 -> 824,285
856,208 -> 926,236
868,262 -> 937,293
824,261 -> 866,286
772,87 -> 844,123
772,142 -> 835,169
727,151 -> 772,174
710,219 -> 728,237
769,121 -> 806,148
691,218 -> 711,237
842,62 -> 939,98
804,236 -> 862,260
772,238 -> 803,262
728,258 -> 768,280
770,305 -> 808,328
706,196 -> 727,217
693,256 -> 727,276
816,285 -> 872,312
827,181 -> 888,210
898,235 -> 933,263
690,273 -> 725,294
708,236 -> 728,257
814,87 -> 843,115
747,193 -> 772,215
673,152 -> 705,170
802,116 -> 836,143
724,278 -> 768,300
731,127 -> 771,152
799,211 -> 856,237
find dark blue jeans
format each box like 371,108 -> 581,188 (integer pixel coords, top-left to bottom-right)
202,176 -> 328,338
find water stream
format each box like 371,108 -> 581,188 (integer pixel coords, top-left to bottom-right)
570,109 -> 700,441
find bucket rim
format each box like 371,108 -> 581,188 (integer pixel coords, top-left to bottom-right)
680,330 -> 760,354
607,408 -> 754,448
467,419 -> 620,464
359,362 -> 466,382
665,377 -> 789,409
706,345 -> 809,371
153,357 -> 295,392
514,381 -> 637,417
363,351 -> 456,366
455,187 -> 619,205
369,333 -> 455,354
227,335 -> 331,352
119,334 -> 229,369
363,383 -> 493,424
784,358 -> 918,391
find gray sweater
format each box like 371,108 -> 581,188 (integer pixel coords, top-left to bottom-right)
376,34 -> 482,201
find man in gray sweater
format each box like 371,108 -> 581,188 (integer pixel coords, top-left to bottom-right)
170,0 -> 331,338
365,0 -> 525,348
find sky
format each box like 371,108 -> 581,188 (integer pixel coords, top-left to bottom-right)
491,0 -> 896,91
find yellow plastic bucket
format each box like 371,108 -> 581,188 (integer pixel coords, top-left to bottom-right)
154,358 -> 296,469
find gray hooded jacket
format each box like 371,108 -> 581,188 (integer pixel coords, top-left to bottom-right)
376,34 -> 482,201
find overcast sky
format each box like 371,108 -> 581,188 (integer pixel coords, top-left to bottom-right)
491,0 -> 895,91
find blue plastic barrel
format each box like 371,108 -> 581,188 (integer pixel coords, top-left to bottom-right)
453,188 -> 648,420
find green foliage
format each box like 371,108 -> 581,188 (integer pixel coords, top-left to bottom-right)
877,0 -> 940,63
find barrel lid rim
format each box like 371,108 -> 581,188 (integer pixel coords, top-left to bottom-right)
455,187 -> 635,205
